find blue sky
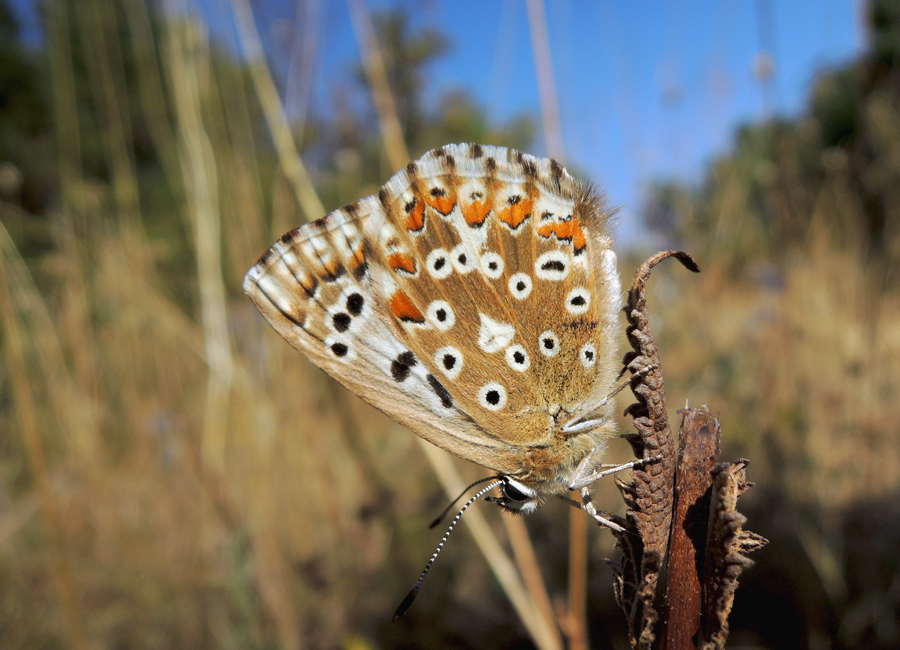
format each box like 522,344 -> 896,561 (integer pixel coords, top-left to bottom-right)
12,0 -> 866,242
266,0 -> 865,242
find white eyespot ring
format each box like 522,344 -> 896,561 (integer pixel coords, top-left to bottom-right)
426,300 -> 456,331
508,273 -> 533,300
580,342 -> 597,368
566,287 -> 591,315
535,251 -> 570,280
434,346 -> 463,380
481,252 -> 505,279
478,382 -> 507,411
451,244 -> 476,274
426,248 -> 453,279
505,344 -> 530,372
538,330 -> 560,357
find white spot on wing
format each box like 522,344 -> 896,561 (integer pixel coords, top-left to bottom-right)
426,248 -> 453,279
478,314 -> 515,353
566,287 -> 591,315
580,343 -> 597,369
538,330 -> 560,357
478,383 -> 507,411
505,344 -> 530,372
434,346 -> 463,380
451,244 -> 476,274
508,273 -> 533,300
426,300 -> 456,331
535,251 -> 570,281
481,252 -> 505,279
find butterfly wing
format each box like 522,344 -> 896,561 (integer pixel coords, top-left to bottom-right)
359,144 -> 622,451
245,144 -> 621,481
244,199 -> 522,474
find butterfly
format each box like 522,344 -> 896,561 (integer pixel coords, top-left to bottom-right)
243,143 -> 622,515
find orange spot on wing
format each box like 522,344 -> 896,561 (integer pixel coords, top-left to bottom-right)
390,290 -> 425,323
462,200 -> 491,226
538,218 -> 587,253
405,200 -> 425,231
426,193 -> 456,215
350,246 -> 367,279
498,198 -> 532,229
387,252 -> 417,274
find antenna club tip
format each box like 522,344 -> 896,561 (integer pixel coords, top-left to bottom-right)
392,587 -> 420,623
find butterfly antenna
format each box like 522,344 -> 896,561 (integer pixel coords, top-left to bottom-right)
393,479 -> 503,622
428,475 -> 500,529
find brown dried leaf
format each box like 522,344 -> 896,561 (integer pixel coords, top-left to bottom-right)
612,251 -> 699,648
700,460 -> 769,650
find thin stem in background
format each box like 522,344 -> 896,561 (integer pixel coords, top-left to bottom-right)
346,1 -> 561,647
230,0 -> 326,221
525,1 -> 588,647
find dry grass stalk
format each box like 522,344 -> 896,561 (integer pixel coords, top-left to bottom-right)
345,4 -> 561,647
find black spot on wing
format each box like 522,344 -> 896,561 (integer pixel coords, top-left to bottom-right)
470,143 -> 483,158
427,374 -> 453,408
541,260 -> 566,272
346,292 -> 364,316
378,188 -> 391,209
391,351 -> 417,382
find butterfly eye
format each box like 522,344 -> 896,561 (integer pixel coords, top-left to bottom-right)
503,482 -> 529,502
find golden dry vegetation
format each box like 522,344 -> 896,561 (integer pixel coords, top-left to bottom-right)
2,1 -> 899,649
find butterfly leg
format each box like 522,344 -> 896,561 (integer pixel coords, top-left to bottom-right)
568,454 -> 663,491
557,491 -> 626,533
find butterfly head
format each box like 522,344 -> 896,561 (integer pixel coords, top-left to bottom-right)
489,477 -> 542,515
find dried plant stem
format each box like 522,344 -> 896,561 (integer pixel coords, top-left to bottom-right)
230,0 -> 326,220
347,2 -> 559,643
526,0 -> 565,160
346,0 -> 410,170
614,251 -> 699,648
501,515 -> 563,649
166,12 -> 235,473
661,409 -> 721,650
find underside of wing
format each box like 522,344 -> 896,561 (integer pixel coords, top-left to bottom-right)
357,144 -> 623,450
243,198 -> 523,474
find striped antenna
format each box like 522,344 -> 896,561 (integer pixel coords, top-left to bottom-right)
393,479 -> 504,622
429,475 -> 501,529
